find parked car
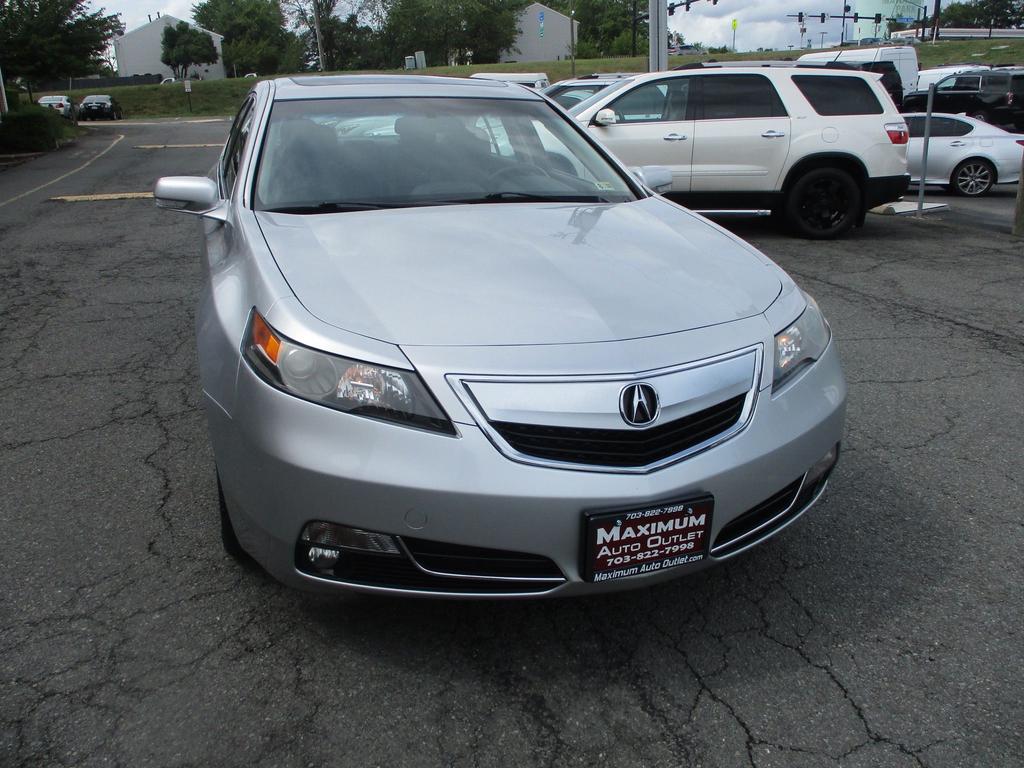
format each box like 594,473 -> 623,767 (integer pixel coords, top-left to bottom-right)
902,68 -> 1024,129
799,46 -> 919,98
154,75 -> 846,598
570,63 -> 910,238
161,77 -> 177,85
469,72 -> 550,89
916,64 -> 991,92
543,73 -> 638,109
904,113 -> 1024,196
79,95 -> 123,120
37,95 -> 76,120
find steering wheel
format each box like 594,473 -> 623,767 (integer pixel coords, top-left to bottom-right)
487,163 -> 551,184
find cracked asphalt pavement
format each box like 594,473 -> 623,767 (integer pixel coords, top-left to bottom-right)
1,121 -> 1021,768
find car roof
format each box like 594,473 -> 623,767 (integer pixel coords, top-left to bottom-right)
271,74 -> 543,101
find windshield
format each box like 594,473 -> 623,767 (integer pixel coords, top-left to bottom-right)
254,97 -> 637,213
548,83 -> 613,109
568,79 -> 634,116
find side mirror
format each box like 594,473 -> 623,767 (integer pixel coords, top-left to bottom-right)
631,165 -> 673,194
154,176 -> 226,220
592,108 -> 618,126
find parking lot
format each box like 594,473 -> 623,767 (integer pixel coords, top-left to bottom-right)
1,120 -> 1021,767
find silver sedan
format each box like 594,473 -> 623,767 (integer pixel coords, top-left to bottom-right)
155,76 -> 845,598
905,113 -> 1024,196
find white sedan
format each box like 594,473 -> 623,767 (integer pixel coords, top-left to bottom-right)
905,113 -> 1024,196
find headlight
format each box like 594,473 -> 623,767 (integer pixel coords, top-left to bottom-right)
773,295 -> 831,391
243,310 -> 455,435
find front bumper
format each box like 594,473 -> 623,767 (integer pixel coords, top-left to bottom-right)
865,173 -> 911,209
210,342 -> 846,598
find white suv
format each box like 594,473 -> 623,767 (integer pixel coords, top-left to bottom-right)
569,64 -> 910,238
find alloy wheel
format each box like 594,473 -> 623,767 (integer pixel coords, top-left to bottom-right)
954,162 -> 993,196
799,177 -> 849,231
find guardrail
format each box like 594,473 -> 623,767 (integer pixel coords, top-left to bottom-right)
891,28 -> 1024,40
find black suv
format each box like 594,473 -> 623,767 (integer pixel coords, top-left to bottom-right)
902,68 -> 1024,129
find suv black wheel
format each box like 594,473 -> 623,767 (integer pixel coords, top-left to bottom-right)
785,167 -> 861,240
951,159 -> 995,196
217,474 -> 249,560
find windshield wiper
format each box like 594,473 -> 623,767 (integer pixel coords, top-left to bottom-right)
261,201 -> 392,214
484,192 -> 611,203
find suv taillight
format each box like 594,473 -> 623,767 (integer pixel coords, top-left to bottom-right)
884,123 -> 909,145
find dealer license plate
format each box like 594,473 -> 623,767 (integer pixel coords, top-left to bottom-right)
584,497 -> 713,582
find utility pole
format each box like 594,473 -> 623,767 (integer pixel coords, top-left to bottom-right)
570,0 -> 576,77
311,0 -> 326,72
931,0 -> 941,42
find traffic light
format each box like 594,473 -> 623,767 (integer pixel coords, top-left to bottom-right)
874,12 -> 882,23
797,12 -> 804,23
853,13 -> 860,22
844,4 -> 851,11
819,13 -> 826,22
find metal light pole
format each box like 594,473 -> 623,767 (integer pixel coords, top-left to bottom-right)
648,0 -> 667,72
1014,148 -> 1024,236
916,84 -> 936,217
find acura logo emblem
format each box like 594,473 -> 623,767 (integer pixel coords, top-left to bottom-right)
620,383 -> 659,426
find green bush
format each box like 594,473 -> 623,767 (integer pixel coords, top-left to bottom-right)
0,105 -> 68,152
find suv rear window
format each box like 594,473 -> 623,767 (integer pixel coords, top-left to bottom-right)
696,74 -> 787,119
792,75 -> 883,116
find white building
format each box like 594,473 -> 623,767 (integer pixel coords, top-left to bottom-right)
501,3 -> 579,63
113,14 -> 226,81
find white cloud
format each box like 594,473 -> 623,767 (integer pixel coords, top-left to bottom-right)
90,1 -> 198,34
669,0 -> 853,51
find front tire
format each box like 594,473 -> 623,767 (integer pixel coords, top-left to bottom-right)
785,168 -> 861,239
951,159 -> 995,196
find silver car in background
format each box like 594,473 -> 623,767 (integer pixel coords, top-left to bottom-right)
155,76 -> 845,598
905,113 -> 1024,196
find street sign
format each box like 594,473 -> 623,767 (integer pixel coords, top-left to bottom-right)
539,10 -> 544,37
895,16 -> 914,23
184,79 -> 192,93
731,18 -> 738,30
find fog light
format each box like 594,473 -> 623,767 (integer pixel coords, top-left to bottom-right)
806,443 -> 840,485
300,521 -> 401,555
307,546 -> 341,573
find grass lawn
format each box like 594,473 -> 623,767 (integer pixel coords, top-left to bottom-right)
39,38 -> 1024,120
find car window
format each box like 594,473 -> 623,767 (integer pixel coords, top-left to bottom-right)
253,97 -> 638,212
792,75 -> 883,116
696,74 -> 787,120
1013,75 -> 1024,94
927,117 -> 973,137
609,78 -> 690,123
906,116 -> 973,138
982,74 -> 1010,92
222,98 -> 255,195
937,75 -> 980,92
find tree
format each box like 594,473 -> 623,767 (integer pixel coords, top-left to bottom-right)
161,20 -> 219,79
547,0 -> 647,58
940,0 -> 1024,27
192,0 -> 290,75
0,0 -> 123,96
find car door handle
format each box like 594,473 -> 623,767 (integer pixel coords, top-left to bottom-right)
663,133 -> 688,141
761,130 -> 786,138
949,140 -> 967,147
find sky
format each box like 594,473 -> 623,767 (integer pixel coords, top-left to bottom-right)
89,1 -> 917,55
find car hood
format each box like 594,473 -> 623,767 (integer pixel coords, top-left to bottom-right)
255,197 -> 781,347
